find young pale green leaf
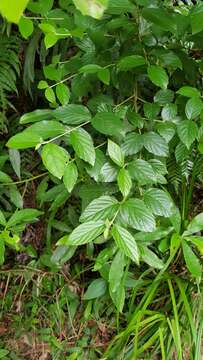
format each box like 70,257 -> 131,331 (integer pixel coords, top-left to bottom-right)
9,149 -> 21,178
80,195 -> 119,222
56,83 -> 70,105
68,221 -> 105,245
140,245 -> 164,269
112,224 -> 140,264
182,240 -> 201,277
6,131 -> 42,149
177,120 -> 198,149
185,97 -> 203,120
97,68 -> 110,85
120,198 -> 156,232
18,16 -> 33,38
144,188 -> 174,217
7,209 -> 43,228
73,0 -> 108,19
63,162 -> 78,193
70,128 -> 95,166
121,133 -> 143,156
185,236 -> 203,256
107,139 -> 124,167
20,109 -> 52,124
92,112 -> 124,137
0,0 -> 29,23
117,168 -> 132,198
54,104 -> 91,125
45,87 -> 56,103
143,132 -> 168,157
44,33 -> 58,49
41,143 -> 69,179
118,55 -> 146,71
185,213 -> 203,235
148,65 -> 168,90
128,159 -> 156,185
109,251 -> 125,293
83,278 -> 107,300
177,86 -> 201,98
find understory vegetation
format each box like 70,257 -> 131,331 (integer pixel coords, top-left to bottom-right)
0,0 -> 202,359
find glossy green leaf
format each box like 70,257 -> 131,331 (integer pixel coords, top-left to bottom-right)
79,64 -> 102,74
140,245 -> 164,269
107,139 -> 124,167
144,188 -> 174,217
92,112 -> 124,137
63,162 -> 78,193
185,97 -> 203,120
44,33 -> 58,49
70,128 -> 95,166
112,224 -> 140,263
148,65 -> 168,90
191,10 -> 203,34
177,86 -> 201,98
128,159 -> 156,185
117,168 -> 132,198
161,104 -> 177,121
185,213 -> 203,235
20,109 -> 52,124
118,55 -> 145,71
177,120 -> 198,149
45,87 -> 56,103
109,251 -> 125,292
121,133 -> 143,156
56,83 -> 70,105
19,17 -> 33,38
9,149 -> 21,179
143,132 -> 168,157
54,104 -> 91,125
97,68 -> 110,85
99,162 -> 118,182
182,240 -> 201,277
68,221 -> 105,245
41,143 -> 69,179
6,131 -> 42,149
120,198 -> 156,232
0,210 -> 6,227
80,195 -> 118,222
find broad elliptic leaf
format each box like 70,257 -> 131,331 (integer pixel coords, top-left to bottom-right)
7,209 -> 43,228
128,159 -> 156,185
83,278 -> 107,300
20,109 -> 52,124
112,224 -> 140,264
99,162 -> 118,182
0,210 -> 6,226
92,112 -> 124,137
182,240 -> 201,277
42,143 -> 69,179
79,64 -> 102,74
177,120 -> 198,149
147,65 -> 168,90
70,128 -> 95,166
177,86 -> 201,98
120,198 -> 156,232
191,11 -> 203,34
0,0 -> 29,23
68,221 -> 105,245
108,139 -> 124,167
54,104 -> 91,125
185,97 -> 203,120
121,133 -> 143,155
140,245 -> 164,269
144,188 -> 174,217
109,251 -> 125,293
56,83 -> 70,105
80,195 -> 119,222
143,132 -> 168,156
9,149 -> 21,178
72,0 -> 108,19
185,212 -> 203,235
63,162 -> 78,193
6,131 -> 42,149
19,16 -> 33,38
161,104 -> 177,121
117,168 -> 132,198
118,55 -> 146,71
45,88 -> 56,103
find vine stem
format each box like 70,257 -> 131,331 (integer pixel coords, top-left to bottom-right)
0,172 -> 48,187
49,74 -> 76,89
